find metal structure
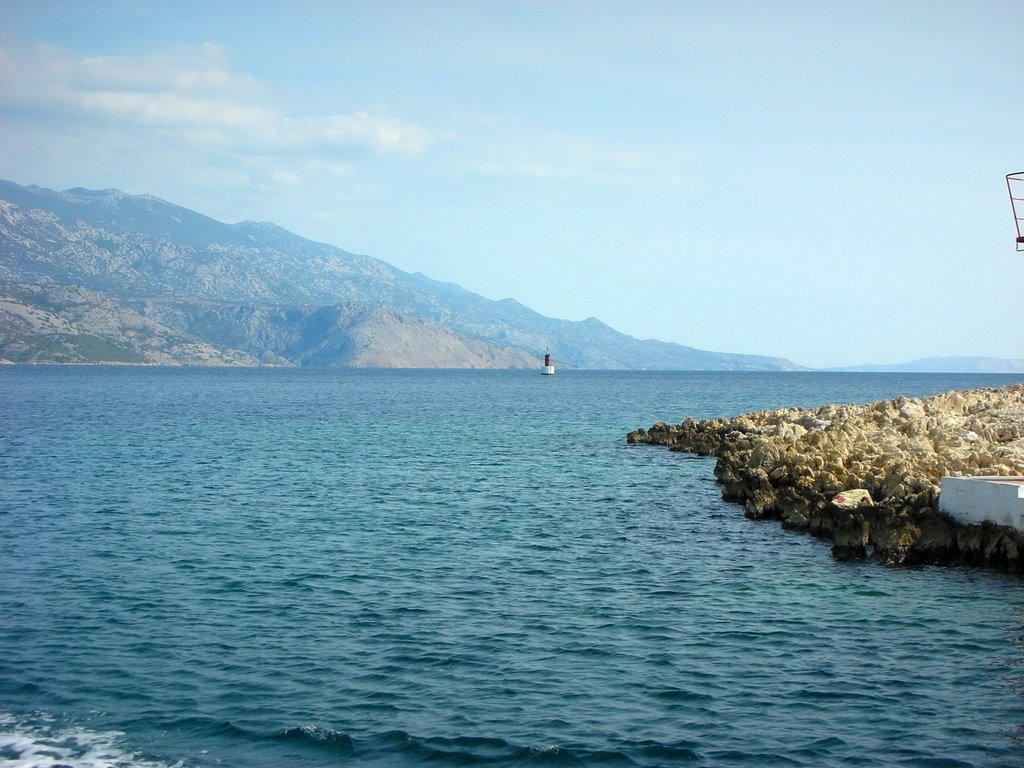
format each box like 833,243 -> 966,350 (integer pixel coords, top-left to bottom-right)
541,348 -> 555,375
1008,171 -> 1024,252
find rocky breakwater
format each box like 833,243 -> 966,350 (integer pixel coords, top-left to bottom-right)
627,384 -> 1024,571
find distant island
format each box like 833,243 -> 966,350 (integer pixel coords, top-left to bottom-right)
827,356 -> 1024,374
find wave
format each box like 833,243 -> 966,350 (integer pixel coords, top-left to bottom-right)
365,730 -> 625,765
0,711 -> 181,768
274,723 -> 355,754
23,710 -> 756,767
265,726 -> 706,766
1,709 -> 990,767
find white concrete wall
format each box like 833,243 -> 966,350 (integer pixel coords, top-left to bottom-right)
938,476 -> 1024,531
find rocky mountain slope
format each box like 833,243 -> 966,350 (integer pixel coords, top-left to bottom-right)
0,180 -> 803,369
0,282 -> 256,366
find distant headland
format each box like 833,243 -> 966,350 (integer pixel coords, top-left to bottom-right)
629,384 -> 1024,572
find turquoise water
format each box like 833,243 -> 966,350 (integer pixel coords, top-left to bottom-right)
2,367 -> 1024,767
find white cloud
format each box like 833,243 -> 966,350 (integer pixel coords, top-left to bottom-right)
0,41 -> 686,194
469,128 -> 689,188
276,113 -> 432,157
0,40 -> 446,241
73,43 -> 254,95
0,42 -> 435,159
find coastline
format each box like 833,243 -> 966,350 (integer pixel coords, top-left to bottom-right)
628,383 -> 1024,572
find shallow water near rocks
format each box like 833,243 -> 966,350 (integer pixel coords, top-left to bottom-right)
3,367 -> 1024,767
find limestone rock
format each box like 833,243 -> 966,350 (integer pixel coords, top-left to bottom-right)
831,489 -> 873,509
629,383 -> 1024,573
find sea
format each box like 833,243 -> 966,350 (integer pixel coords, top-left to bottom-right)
3,366 -> 1024,768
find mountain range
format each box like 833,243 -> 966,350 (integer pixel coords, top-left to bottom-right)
2,180 -> 1020,373
0,180 -> 805,370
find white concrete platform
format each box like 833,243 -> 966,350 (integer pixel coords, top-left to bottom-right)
938,476 -> 1024,531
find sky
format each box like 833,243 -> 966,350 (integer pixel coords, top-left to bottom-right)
1,0 -> 1022,369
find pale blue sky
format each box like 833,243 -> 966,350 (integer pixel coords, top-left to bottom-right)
1,0 -> 1021,368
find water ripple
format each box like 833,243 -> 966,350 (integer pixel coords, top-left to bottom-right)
3,368 -> 1024,767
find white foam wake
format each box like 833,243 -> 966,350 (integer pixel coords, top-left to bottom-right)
0,712 -> 183,768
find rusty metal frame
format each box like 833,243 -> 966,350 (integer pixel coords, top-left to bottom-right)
1007,171 -> 1024,252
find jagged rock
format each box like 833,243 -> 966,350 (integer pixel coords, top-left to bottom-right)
871,517 -> 921,566
899,401 -> 926,419
629,383 -> 1024,573
832,489 -> 873,509
831,513 -> 869,561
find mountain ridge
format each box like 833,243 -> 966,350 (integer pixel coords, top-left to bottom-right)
0,179 -> 807,369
